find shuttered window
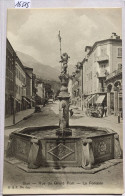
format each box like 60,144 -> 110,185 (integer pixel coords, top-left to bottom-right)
118,48 -> 122,57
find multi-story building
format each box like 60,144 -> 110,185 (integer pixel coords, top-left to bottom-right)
35,82 -> 45,105
15,56 -> 27,112
5,39 -> 15,116
82,33 -> 122,115
105,62 -> 122,116
6,39 -> 37,116
68,76 -> 73,102
24,66 -> 36,107
69,62 -> 83,108
32,74 -> 37,97
71,65 -> 82,107
36,82 -> 45,98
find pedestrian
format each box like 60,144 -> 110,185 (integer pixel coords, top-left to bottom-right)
118,113 -> 120,123
98,105 -> 103,118
70,109 -> 73,117
101,107 -> 104,118
121,111 -> 123,119
98,105 -> 104,118
104,106 -> 107,117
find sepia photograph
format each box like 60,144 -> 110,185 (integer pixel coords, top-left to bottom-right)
3,8 -> 123,194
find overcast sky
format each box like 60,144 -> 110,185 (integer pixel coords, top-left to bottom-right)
7,8 -> 122,70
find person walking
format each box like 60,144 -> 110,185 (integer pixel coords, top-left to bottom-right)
98,104 -> 104,118
101,105 -> 104,118
104,105 -> 107,117
70,109 -> 73,117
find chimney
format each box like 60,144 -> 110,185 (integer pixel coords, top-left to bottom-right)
112,32 -> 116,36
111,32 -> 118,39
116,36 -> 120,40
85,46 -> 92,54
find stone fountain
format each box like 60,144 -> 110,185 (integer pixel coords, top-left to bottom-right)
56,52 -> 72,137
6,52 -> 122,171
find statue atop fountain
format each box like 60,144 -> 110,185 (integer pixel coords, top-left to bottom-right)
56,52 -> 72,136
60,52 -> 70,74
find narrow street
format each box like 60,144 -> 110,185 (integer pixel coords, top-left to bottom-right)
8,103 -> 59,128
4,103 -> 59,149
4,102 -> 123,194
5,101 -> 123,146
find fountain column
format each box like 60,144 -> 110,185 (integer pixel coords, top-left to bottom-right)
56,53 -> 72,136
58,73 -> 70,128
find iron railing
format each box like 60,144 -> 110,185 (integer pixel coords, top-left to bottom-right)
106,68 -> 122,80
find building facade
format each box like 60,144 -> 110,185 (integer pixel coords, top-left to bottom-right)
5,39 -> 15,116
71,64 -> 82,107
15,56 -> 27,112
32,73 -> 37,104
5,39 -> 37,116
35,82 -> 45,105
68,76 -> 73,102
24,67 -> 36,107
82,33 -> 122,115
105,66 -> 122,116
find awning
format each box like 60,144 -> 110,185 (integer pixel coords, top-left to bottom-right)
88,94 -> 96,104
85,95 -> 91,102
23,97 -> 31,104
15,98 -> 21,103
10,96 -> 21,103
30,99 -> 35,102
96,95 -> 105,104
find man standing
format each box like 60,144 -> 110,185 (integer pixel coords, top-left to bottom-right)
104,105 -> 107,117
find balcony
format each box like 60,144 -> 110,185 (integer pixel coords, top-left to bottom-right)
106,67 -> 122,81
96,55 -> 109,63
98,87 -> 107,93
96,70 -> 108,78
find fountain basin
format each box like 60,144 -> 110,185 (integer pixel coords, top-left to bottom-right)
6,126 -> 122,170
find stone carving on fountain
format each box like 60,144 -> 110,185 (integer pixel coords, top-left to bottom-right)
56,52 -> 72,136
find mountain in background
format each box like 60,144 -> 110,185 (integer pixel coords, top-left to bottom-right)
16,51 -> 60,82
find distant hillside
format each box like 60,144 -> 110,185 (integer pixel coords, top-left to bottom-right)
16,51 -> 60,82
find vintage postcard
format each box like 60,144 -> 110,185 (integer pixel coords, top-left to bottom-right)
3,8 -> 123,194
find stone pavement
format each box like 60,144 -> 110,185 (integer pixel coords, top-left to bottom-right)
5,108 -> 35,127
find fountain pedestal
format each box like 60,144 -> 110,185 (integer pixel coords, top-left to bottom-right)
56,53 -> 72,136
